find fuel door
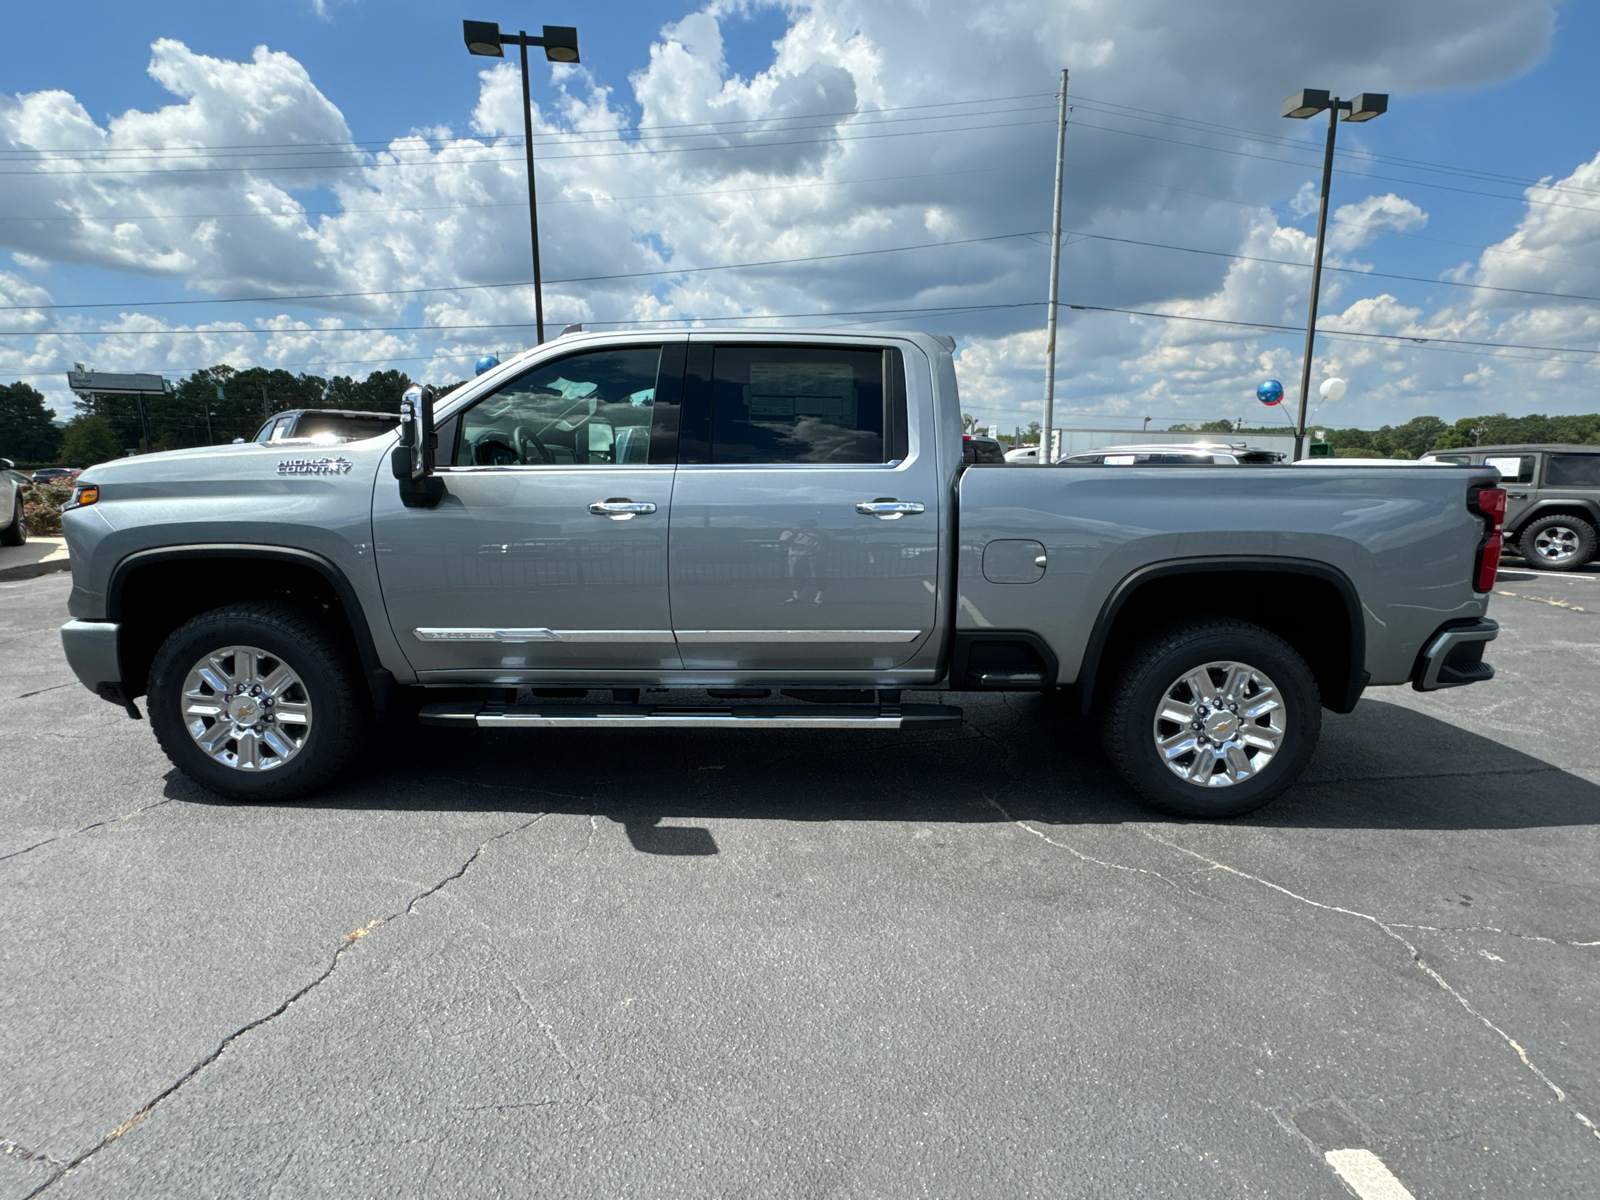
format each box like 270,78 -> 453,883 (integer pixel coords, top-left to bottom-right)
982,539 -> 1046,584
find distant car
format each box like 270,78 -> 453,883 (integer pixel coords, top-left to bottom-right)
1,458 -> 27,546
253,408 -> 402,445
1421,443 -> 1600,570
29,467 -> 78,484
1004,445 -> 1042,463
961,434 -> 1007,464
1055,442 -> 1286,466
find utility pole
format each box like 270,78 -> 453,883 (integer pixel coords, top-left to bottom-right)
262,383 -> 270,421
1040,67 -> 1068,465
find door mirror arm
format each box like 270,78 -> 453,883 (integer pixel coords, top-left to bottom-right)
391,384 -> 445,508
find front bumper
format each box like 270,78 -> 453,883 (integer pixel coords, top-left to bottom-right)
1412,617 -> 1498,691
60,619 -> 120,695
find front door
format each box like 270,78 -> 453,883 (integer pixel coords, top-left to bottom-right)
372,341 -> 684,681
667,339 -> 939,672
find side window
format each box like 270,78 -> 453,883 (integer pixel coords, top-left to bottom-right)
710,345 -> 887,464
1483,455 -> 1533,483
454,346 -> 662,467
1545,454 -> 1600,488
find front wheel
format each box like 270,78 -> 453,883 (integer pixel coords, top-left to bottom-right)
147,601 -> 371,801
1099,619 -> 1321,818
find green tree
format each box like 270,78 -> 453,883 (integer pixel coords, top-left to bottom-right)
1198,419 -> 1237,433
324,369 -> 412,413
59,415 -> 122,466
961,412 -> 978,433
0,382 -> 60,463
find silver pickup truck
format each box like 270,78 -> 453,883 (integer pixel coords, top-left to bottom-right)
57,330 -> 1505,818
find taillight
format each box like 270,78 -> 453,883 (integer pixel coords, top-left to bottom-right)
1470,486 -> 1506,592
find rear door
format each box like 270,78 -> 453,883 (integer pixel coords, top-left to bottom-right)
666,337 -> 939,672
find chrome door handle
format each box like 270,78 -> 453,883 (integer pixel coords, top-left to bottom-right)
856,498 -> 926,520
588,498 -> 657,520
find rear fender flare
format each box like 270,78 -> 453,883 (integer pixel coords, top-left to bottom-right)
1075,556 -> 1367,716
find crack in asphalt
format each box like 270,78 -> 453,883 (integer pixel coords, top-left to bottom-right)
987,798 -> 1215,901
2,1139 -> 67,1172
1385,921 -> 1600,948
1130,826 -> 1600,1146
21,813 -> 551,1198
989,802 -> 1600,1146
0,798 -> 176,864
11,683 -> 72,700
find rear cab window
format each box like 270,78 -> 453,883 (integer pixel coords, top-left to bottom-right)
681,343 -> 909,465
1545,454 -> 1600,488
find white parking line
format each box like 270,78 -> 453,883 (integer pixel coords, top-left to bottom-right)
1324,1148 -> 1417,1200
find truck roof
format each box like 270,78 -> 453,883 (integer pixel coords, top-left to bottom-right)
1427,443 -> 1600,456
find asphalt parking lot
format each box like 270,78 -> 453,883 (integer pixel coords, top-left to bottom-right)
3,568 -> 1597,1198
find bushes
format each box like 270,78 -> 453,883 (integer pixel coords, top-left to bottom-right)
21,478 -> 74,536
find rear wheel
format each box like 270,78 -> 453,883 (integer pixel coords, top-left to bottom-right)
147,601 -> 370,800
1099,618 -> 1321,818
0,496 -> 26,546
1518,514 -> 1596,571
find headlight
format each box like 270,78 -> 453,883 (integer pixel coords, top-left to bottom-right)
64,484 -> 98,510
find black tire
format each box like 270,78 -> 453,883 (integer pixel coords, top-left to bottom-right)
147,601 -> 371,801
1517,514 -> 1597,572
1098,618 -> 1321,819
0,496 -> 26,546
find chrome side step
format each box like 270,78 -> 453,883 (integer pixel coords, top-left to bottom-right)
419,701 -> 963,731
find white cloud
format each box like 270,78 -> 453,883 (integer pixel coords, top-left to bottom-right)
0,0 -> 1588,433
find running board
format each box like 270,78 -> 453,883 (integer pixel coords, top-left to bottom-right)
418,701 -> 963,731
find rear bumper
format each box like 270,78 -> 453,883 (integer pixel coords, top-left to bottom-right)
60,619 -> 120,693
1412,617 -> 1497,691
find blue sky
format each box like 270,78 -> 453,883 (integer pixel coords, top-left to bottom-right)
1,0 -> 1596,432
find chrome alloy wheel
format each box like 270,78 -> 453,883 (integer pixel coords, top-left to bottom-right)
181,645 -> 312,772
1152,660 -> 1285,788
1533,524 -> 1581,565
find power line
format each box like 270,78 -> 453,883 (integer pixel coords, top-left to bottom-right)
1066,118 -> 1600,217
0,113 -> 1057,177
0,163 -> 1026,225
0,92 -> 1058,158
1067,231 -> 1600,307
1067,93 -> 1600,202
0,229 -> 1047,313
0,101 -> 1058,168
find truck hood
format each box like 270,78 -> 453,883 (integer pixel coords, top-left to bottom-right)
79,432 -> 398,487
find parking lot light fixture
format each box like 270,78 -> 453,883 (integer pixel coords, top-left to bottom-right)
1282,87 -> 1387,460
462,19 -> 583,343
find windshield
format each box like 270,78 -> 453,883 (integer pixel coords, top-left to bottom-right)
290,414 -> 400,443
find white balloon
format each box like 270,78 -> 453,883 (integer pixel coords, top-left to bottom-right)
1319,377 -> 1347,401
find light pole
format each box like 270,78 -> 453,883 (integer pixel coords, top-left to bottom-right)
464,19 -> 581,345
1281,88 -> 1386,460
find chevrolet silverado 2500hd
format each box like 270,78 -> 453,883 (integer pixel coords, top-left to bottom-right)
57,330 -> 1504,817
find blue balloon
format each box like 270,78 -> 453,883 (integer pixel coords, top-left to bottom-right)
474,354 -> 500,376
1257,379 -> 1284,406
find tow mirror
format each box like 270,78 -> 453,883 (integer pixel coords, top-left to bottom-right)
391,384 -> 445,508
